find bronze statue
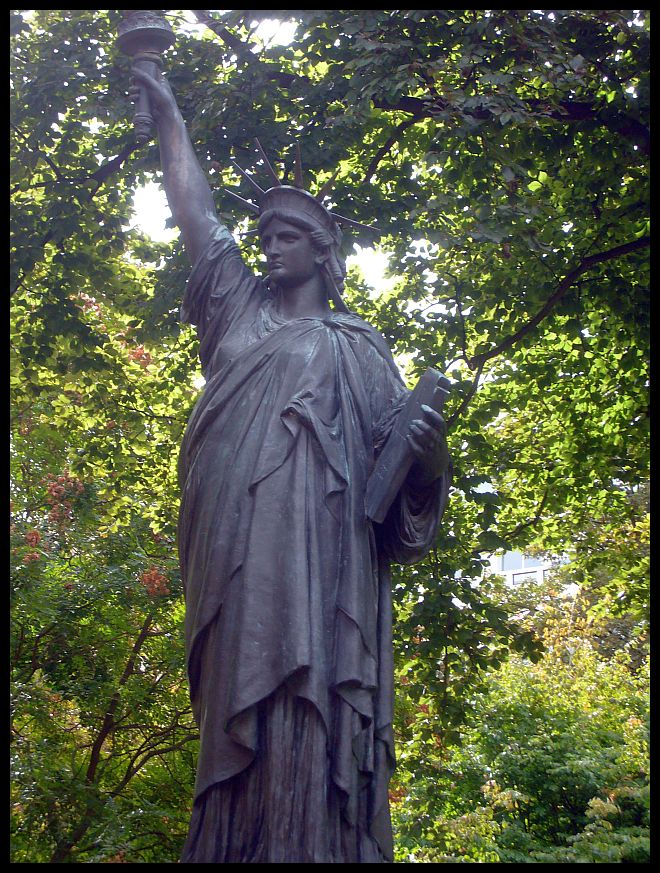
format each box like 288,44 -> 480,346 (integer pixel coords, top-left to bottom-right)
130,54 -> 452,863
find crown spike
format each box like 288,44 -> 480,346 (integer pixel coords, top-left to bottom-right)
254,138 -> 282,186
315,166 -> 341,202
330,212 -> 381,234
229,160 -> 265,195
224,188 -> 261,213
294,143 -> 304,189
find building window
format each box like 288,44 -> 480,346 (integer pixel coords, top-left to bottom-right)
512,571 -> 540,586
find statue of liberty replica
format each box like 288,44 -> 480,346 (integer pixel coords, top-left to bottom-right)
121,13 -> 451,861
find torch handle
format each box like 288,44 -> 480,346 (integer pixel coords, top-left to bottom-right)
132,51 -> 162,143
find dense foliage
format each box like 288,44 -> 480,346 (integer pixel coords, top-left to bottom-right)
11,9 -> 648,862
389,558 -> 649,863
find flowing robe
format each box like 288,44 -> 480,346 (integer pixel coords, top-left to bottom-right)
177,225 -> 451,862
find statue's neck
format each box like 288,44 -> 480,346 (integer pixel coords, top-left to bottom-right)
272,274 -> 330,320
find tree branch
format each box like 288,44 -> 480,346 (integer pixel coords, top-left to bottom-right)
453,278 -> 470,363
363,117 -> 417,184
447,361 -> 485,428
87,142 -> 141,194
11,121 -> 66,183
49,609 -> 157,863
192,10 -> 309,88
25,623 -> 58,681
191,10 -> 247,55
85,609 -> 156,786
10,136 -> 140,298
502,487 -> 551,542
468,236 -> 650,370
372,94 -> 649,155
109,733 -> 199,800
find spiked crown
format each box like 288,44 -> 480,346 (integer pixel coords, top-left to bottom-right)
224,139 -> 379,239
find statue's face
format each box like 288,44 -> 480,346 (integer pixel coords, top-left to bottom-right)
260,217 -> 323,288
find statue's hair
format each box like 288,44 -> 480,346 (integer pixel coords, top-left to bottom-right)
258,209 -> 348,310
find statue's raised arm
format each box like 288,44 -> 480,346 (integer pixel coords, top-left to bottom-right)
130,66 -> 220,265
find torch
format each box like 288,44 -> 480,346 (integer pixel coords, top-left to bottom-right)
116,10 -> 175,144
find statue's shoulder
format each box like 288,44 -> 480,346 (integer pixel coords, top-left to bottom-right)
331,311 -> 396,364
182,224 -> 264,327
193,223 -> 264,290
334,310 -> 379,336
201,223 -> 241,261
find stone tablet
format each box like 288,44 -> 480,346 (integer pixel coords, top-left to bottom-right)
366,368 -> 451,523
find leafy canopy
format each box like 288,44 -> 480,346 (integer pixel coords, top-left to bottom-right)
11,8 -> 648,863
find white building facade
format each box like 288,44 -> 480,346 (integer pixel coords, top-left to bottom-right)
486,551 -> 554,587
